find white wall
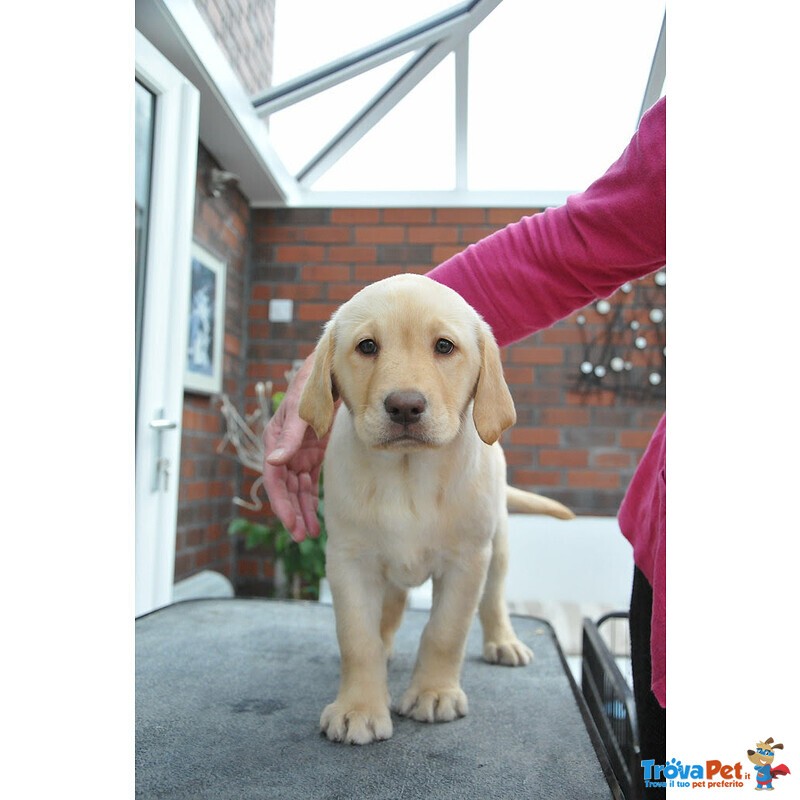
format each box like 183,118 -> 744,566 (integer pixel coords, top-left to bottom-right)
506,514 -> 633,607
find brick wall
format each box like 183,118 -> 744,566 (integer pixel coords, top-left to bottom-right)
174,203 -> 665,596
247,207 -> 665,521
194,0 -> 275,95
174,144 -> 251,584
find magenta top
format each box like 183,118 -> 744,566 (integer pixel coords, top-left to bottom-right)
429,97 -> 667,706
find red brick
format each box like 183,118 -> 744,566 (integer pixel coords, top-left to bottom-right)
436,208 -> 486,224
210,480 -> 230,498
567,471 -> 620,489
327,284 -> 361,301
301,265 -> 351,282
510,347 -> 563,365
247,302 -> 268,320
541,408 -> 591,426
186,527 -> 205,548
539,449 -> 589,468
539,327 -> 583,345
330,209 -> 380,224
594,451 -> 633,468
303,226 -> 351,243
502,365 -> 535,384
201,202 -> 223,230
274,245 -> 325,263
461,226 -> 495,244
382,208 -> 432,224
354,265 -> 404,282
508,428 -> 560,446
221,223 -> 240,250
298,303 -> 339,321
272,283 -> 324,301
503,450 -> 531,466
248,321 -> 270,339
566,390 -> 617,407
237,558 -> 260,578
230,212 -> 247,238
252,225 -> 302,244
327,245 -> 377,263
488,208 -> 537,226
224,333 -> 240,357
432,245 -> 463,263
620,430 -> 654,449
513,469 -> 561,487
408,225 -> 460,244
354,226 -> 405,244
246,363 -> 271,381
186,482 -> 208,501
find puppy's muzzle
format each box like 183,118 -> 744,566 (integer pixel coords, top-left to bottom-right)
384,391 -> 427,427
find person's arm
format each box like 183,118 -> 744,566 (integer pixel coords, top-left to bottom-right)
427,97 -> 666,345
263,98 -> 666,540
263,352 -> 329,541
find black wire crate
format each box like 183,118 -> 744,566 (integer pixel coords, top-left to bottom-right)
581,612 -> 641,800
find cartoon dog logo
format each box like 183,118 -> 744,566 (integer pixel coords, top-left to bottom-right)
747,738 -> 791,791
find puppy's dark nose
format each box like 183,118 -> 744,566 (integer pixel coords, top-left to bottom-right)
384,391 -> 427,426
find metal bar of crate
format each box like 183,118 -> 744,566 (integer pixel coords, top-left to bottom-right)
582,613 -> 641,800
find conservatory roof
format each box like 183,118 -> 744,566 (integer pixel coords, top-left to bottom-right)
135,0 -> 665,208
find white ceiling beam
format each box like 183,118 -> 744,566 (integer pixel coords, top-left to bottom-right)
261,188 -> 571,210
252,2 -> 475,116
455,39 -> 470,191
297,0 -> 504,188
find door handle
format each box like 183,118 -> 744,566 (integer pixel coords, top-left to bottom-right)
149,410 -> 178,491
149,418 -> 177,431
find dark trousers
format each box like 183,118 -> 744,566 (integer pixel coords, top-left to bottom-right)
630,566 -> 666,799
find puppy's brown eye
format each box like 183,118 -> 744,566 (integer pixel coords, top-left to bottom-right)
357,339 -> 379,356
435,338 -> 455,355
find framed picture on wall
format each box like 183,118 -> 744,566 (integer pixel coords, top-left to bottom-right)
184,242 -> 226,395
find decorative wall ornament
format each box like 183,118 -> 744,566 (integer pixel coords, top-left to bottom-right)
573,270 -> 666,400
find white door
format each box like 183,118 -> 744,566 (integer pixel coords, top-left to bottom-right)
135,31 -> 199,616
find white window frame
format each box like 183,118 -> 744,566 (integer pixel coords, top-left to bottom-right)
135,30 -> 199,616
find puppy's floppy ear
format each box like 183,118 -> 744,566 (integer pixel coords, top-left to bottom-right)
299,322 -> 337,440
472,321 -> 516,445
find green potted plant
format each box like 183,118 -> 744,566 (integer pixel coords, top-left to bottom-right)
219,373 -> 328,600
227,484 -> 327,600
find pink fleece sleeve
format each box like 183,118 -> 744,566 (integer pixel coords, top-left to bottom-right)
428,97 -> 666,346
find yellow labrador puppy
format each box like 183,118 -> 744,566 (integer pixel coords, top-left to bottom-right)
300,274 -> 573,745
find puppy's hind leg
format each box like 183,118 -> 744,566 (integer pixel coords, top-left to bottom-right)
479,515 -> 533,667
380,583 -> 408,659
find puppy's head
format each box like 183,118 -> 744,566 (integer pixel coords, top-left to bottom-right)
747,739 -> 783,767
299,274 -> 515,449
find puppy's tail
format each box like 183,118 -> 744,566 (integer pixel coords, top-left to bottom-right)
506,486 -> 575,520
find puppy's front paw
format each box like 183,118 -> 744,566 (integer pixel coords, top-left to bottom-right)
396,686 -> 468,723
483,637 -> 533,666
320,699 -> 393,745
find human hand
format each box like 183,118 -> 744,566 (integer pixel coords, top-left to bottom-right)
263,354 -> 329,542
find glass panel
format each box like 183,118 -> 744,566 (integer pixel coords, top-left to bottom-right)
272,0 -> 464,83
312,54 -> 455,191
135,80 -> 156,414
269,54 -> 414,176
467,0 -> 665,192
